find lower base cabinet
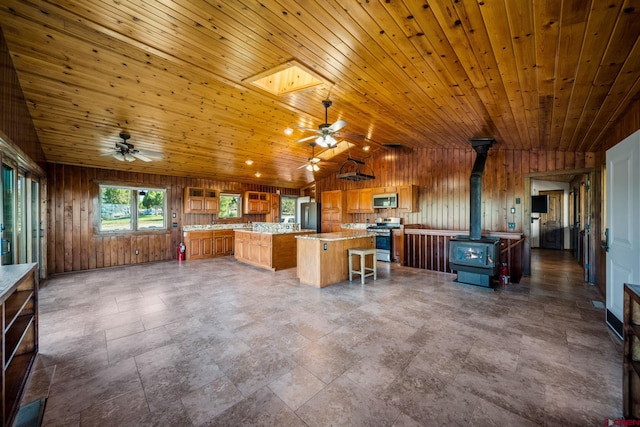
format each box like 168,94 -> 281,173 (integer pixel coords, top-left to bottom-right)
234,230 -> 308,271
184,230 -> 234,259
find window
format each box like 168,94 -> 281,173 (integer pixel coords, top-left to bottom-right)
281,196 -> 297,223
219,193 -> 241,218
99,185 -> 166,232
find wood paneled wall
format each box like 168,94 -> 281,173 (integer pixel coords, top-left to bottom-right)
316,148 -> 601,234
0,28 -> 46,170
46,163 -> 300,275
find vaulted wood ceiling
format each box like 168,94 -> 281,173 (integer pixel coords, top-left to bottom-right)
1,1 -> 639,188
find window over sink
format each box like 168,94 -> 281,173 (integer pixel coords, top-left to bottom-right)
219,193 -> 242,218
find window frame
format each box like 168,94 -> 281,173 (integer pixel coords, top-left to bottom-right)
98,183 -> 168,234
218,193 -> 242,219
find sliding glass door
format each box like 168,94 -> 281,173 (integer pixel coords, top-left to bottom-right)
1,163 -> 15,265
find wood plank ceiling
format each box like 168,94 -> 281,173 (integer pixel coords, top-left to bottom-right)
1,0 -> 639,188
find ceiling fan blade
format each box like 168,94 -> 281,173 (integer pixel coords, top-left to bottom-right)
293,125 -> 321,133
328,119 -> 347,132
295,135 -> 318,143
131,151 -> 152,162
297,163 -> 309,169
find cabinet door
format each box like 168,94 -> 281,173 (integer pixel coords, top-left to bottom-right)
259,200 -> 270,214
397,185 -> 416,212
346,190 -> 360,213
201,236 -> 213,257
205,197 -> 219,213
188,197 -> 205,212
392,229 -> 404,264
359,188 -> 374,213
187,237 -> 201,258
234,234 -> 244,258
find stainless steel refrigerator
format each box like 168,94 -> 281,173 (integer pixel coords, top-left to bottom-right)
300,202 -> 321,232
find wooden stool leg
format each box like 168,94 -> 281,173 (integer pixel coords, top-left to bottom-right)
349,251 -> 353,282
372,253 -> 377,281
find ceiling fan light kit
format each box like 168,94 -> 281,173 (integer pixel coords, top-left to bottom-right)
104,132 -> 162,163
293,100 -> 347,148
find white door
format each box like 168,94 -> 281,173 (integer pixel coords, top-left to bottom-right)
606,129 -> 640,336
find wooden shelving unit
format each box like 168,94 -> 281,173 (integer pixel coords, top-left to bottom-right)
624,283 -> 640,420
1,263 -> 39,427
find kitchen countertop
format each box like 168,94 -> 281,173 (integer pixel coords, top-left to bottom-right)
235,229 -> 316,235
183,224 -> 252,231
295,231 -> 375,241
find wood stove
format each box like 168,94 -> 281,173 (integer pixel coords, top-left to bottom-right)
449,137 -> 498,288
449,236 -> 500,287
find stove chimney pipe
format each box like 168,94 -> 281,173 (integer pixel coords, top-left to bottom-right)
469,138 -> 494,240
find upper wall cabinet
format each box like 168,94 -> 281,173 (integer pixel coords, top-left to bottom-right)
184,187 -> 219,214
346,188 -> 374,213
397,185 -> 418,212
243,191 -> 271,214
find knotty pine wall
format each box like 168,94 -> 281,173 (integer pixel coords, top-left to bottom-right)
47,163 -> 300,275
0,28 -> 46,170
316,148 -> 601,233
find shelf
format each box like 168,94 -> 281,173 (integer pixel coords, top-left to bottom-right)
4,291 -> 34,332
5,315 -> 35,369
4,352 -> 37,426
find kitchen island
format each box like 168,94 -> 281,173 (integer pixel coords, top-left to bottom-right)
234,229 -> 314,271
296,231 -> 375,287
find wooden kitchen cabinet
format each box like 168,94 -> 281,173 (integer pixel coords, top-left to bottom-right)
184,187 -> 219,214
184,230 -> 213,259
346,188 -> 374,213
1,263 -> 38,427
184,229 -> 234,259
392,229 -> 405,264
266,193 -> 280,222
234,230 -> 310,271
397,185 -> 418,212
321,190 -> 349,232
214,230 -> 234,256
372,186 -> 397,195
243,191 -> 271,214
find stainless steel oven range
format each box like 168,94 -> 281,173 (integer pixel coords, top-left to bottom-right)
366,217 -> 401,262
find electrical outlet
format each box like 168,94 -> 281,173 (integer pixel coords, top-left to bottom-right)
508,222 -> 516,229
323,243 -> 328,250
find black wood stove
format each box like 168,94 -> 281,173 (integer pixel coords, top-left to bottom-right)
449,137 -> 499,288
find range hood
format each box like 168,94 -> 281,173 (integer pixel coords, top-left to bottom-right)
337,157 -> 375,181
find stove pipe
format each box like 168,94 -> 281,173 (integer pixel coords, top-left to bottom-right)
469,138 -> 494,240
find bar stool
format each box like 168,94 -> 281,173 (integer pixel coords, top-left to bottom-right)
348,248 -> 377,284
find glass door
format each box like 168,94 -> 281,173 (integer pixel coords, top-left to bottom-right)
31,180 -> 40,265
1,163 -> 15,265
17,172 -> 27,263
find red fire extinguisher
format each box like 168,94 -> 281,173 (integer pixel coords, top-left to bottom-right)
177,242 -> 186,261
500,263 -> 509,286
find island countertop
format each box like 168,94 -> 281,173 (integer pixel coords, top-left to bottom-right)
295,231 -> 373,241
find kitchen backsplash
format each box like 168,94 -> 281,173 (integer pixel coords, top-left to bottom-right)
341,223 -> 369,229
251,222 -> 301,233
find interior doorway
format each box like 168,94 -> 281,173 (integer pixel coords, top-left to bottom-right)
540,190 -> 564,250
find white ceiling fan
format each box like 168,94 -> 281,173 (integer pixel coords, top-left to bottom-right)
294,100 -> 348,148
103,132 -> 162,162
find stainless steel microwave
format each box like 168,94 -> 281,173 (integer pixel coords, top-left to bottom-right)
372,193 -> 398,208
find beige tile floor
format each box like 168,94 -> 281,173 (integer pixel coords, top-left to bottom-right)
22,249 -> 622,426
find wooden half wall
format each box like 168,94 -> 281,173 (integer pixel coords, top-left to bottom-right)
46,163 -> 299,275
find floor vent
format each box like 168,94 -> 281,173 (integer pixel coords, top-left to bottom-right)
592,300 -> 605,309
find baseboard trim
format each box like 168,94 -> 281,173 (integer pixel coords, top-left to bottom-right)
606,309 -> 623,339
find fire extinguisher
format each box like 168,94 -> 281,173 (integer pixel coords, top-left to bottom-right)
500,263 -> 509,286
177,242 -> 186,261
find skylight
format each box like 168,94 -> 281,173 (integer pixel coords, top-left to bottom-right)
244,60 -> 330,96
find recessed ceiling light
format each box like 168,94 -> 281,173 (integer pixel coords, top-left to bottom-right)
284,127 -> 293,136
363,145 -> 370,151
245,159 -> 254,165
255,172 -> 261,178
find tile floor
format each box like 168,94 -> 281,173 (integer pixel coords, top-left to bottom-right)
22,249 -> 622,426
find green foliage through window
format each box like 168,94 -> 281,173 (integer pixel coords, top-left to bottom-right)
100,185 -> 166,232
219,194 -> 241,218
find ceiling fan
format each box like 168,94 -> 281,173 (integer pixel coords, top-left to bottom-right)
103,132 -> 162,162
294,100 -> 348,148
297,142 -> 335,171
